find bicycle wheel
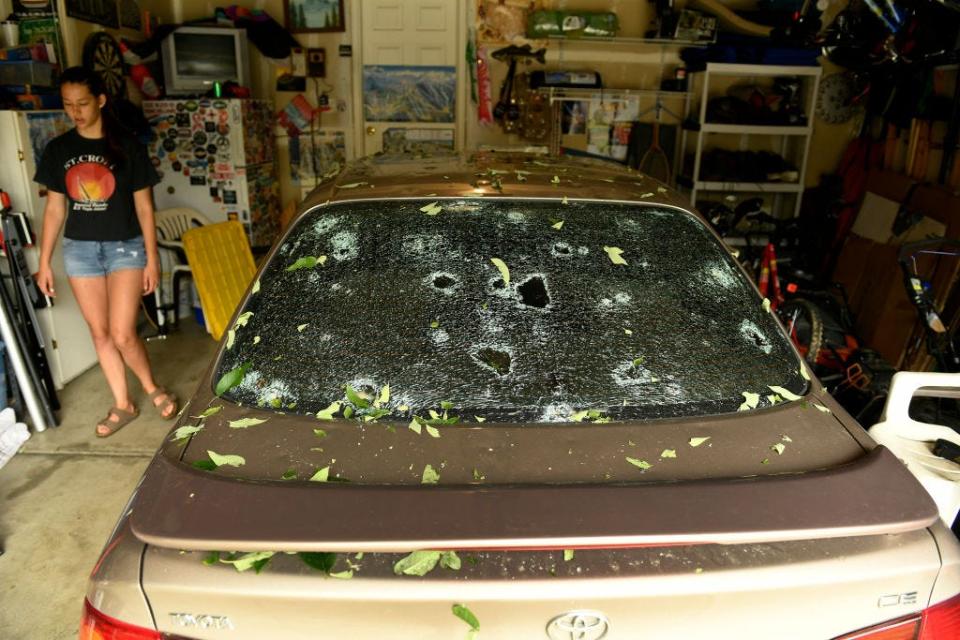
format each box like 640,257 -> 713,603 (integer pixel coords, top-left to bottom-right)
778,299 -> 823,364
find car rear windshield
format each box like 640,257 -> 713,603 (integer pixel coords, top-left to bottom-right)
216,199 -> 805,421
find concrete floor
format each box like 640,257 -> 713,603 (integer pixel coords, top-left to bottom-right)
0,320 -> 216,639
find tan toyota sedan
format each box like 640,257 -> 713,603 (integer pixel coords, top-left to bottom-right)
81,152 -> 960,640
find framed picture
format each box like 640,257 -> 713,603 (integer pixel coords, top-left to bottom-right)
65,0 -> 118,29
284,0 -> 345,33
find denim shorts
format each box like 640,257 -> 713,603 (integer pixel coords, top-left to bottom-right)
62,236 -> 147,278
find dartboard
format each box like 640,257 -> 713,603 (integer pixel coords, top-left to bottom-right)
816,72 -> 860,125
82,32 -> 126,99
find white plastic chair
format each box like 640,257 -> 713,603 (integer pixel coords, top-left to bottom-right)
868,372 -> 960,526
154,207 -> 212,328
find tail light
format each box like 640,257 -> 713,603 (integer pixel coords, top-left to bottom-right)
79,599 -> 160,640
834,593 -> 960,640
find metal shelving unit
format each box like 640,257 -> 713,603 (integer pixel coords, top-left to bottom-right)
685,63 -> 822,218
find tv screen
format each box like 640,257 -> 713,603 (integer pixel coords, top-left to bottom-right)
173,32 -> 239,78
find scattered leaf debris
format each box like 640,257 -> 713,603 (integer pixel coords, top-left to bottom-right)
689,437 -> 710,447
603,246 -> 627,265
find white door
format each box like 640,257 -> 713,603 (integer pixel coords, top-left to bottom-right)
353,0 -> 463,156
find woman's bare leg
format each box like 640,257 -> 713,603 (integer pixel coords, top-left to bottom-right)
68,275 -> 136,433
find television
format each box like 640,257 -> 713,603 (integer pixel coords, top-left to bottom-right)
161,26 -> 250,95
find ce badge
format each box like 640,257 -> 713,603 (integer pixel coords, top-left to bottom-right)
546,610 -> 610,640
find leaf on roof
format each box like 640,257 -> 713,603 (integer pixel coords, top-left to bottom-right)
207,450 -> 245,468
313,428 -> 327,438
626,457 -> 651,470
343,406 -> 354,419
738,391 -> 760,411
799,367 -> 811,381
408,418 -> 423,435
440,551 -> 461,570
170,425 -> 204,442
570,410 -> 589,422
215,363 -> 250,396
781,435 -> 793,443
767,394 -> 783,405
375,385 -> 390,407
297,323 -> 309,332
316,401 -> 341,420
426,425 -> 441,438
235,311 -> 253,328
420,201 -> 442,216
761,458 -> 770,464
226,329 -> 236,350
345,385 -> 371,409
192,460 -> 217,471
772,442 -> 786,455
310,466 -> 330,482
639,192 -> 654,198
220,551 -> 274,572
660,449 -> 677,458
422,464 -> 440,484
281,468 -> 297,480
251,279 -> 260,294
228,417 -> 268,429
393,550 -> 441,576
768,385 -> 802,401
762,298 -> 771,313
624,328 -> 633,335
338,182 -> 367,189
473,468 -> 485,480
453,604 -> 480,635
253,336 -> 261,345
329,570 -> 353,579
490,257 -> 510,286
286,256 -> 320,271
562,196 -> 569,205
689,436 -> 711,447
552,219 -> 564,230
603,246 -> 628,265
551,175 -> 561,185
563,549 -> 575,562
814,403 -> 831,413
474,416 -> 486,423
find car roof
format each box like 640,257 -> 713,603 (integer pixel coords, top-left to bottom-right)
300,151 -> 694,213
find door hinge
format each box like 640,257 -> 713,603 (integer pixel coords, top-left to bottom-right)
51,339 -> 57,350
18,149 -> 24,161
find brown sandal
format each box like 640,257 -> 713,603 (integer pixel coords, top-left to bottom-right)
96,406 -> 140,438
148,387 -> 178,420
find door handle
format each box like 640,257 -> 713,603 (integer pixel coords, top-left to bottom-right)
366,126 -> 377,136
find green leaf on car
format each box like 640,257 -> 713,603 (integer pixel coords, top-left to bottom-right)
286,255 -> 327,272
799,367 -> 811,381
345,385 -> 370,409
814,403 -> 831,413
660,449 -> 677,458
281,468 -> 297,480
316,401 -> 341,420
226,329 -> 236,350
251,278 -> 260,294
343,406 -> 354,419
474,416 -> 486,423
422,464 -> 440,484
738,391 -> 760,411
551,175 -> 561,185
220,551 -> 274,572
420,201 -> 442,216
171,425 -> 204,442
215,362 -> 250,396
768,385 -> 802,402
453,604 -> 480,636
297,323 -> 309,332
570,410 -> 589,422
376,385 -> 390,407
563,549 -> 575,562
409,418 -> 422,435
195,405 -> 223,419
202,551 -> 220,565
603,246 -> 627,265
440,551 -> 461,570
772,442 -> 786,455
329,570 -> 353,579
192,459 -> 217,471
626,457 -> 651,470
207,450 -> 245,468
490,257 -> 510,286
393,550 -> 441,576
338,182 -> 367,189
234,311 -> 253,328
762,298 -> 772,313
310,466 -> 330,482
689,437 -> 710,447
551,219 -> 564,230
228,417 -> 268,429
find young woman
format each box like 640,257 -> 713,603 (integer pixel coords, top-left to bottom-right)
34,66 -> 177,437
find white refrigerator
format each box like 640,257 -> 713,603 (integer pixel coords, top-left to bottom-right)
0,109 -> 98,389
143,99 -> 281,249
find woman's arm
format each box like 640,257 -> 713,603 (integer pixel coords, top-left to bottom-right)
36,191 -> 67,297
134,187 -> 160,295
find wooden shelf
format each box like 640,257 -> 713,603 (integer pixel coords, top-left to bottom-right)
701,123 -> 811,135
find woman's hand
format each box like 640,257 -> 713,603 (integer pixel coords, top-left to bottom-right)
143,259 -> 160,295
35,264 -> 56,298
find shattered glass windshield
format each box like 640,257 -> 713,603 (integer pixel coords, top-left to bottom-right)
216,199 -> 805,422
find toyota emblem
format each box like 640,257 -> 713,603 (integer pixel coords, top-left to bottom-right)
546,610 -> 610,640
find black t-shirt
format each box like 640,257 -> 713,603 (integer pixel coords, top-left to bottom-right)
34,129 -> 160,241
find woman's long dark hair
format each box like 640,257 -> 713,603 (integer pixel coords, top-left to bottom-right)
59,66 -> 126,166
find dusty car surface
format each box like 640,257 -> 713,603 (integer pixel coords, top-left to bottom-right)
82,152 -> 960,640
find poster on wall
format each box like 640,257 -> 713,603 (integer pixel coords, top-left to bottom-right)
284,0 -> 345,33
13,0 -> 56,17
363,66 -> 456,123
66,0 -> 119,29
119,0 -> 141,30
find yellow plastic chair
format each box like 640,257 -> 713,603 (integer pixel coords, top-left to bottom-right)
181,221 -> 256,341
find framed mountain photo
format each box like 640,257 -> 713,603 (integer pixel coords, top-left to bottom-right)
284,0 -> 345,33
